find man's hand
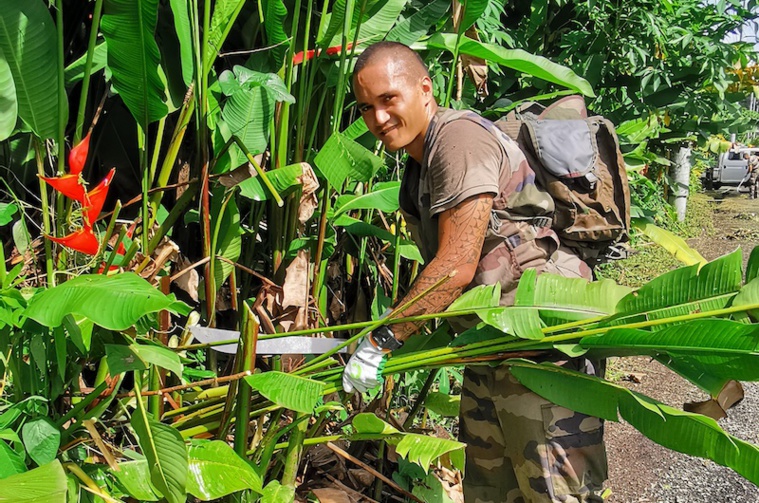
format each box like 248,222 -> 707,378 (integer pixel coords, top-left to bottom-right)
342,335 -> 388,393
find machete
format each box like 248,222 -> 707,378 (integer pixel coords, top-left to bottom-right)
189,325 -> 348,355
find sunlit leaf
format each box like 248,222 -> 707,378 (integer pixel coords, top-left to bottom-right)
632,219 -> 706,266
352,413 -> 399,436
187,440 -> 263,499
427,33 -> 595,98
333,182 -> 400,217
101,0 -> 168,127
21,417 -> 59,467
0,51 -> 17,141
387,0 -> 449,45
0,460 -> 67,502
0,0 -> 64,139
314,132 -> 383,188
111,460 -> 160,501
244,371 -> 324,414
25,273 -> 188,330
423,392 -> 460,417
509,359 -> 759,484
131,397 -> 188,503
262,480 -> 295,503
395,433 -> 465,474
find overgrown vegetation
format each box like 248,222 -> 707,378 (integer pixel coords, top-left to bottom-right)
1,1 -> 759,501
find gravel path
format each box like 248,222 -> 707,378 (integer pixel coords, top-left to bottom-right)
605,191 -> 759,502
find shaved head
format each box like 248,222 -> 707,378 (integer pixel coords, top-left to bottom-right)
353,41 -> 430,85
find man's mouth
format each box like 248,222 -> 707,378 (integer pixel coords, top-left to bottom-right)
380,125 -> 398,136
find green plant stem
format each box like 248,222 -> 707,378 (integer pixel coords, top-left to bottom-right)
149,98 -> 195,218
149,117 -> 166,184
92,200 -> 121,272
55,0 -> 66,174
56,381 -> 109,428
34,139 -> 55,286
444,12 -> 466,108
300,272 -> 457,373
64,462 -> 119,503
231,135 -> 283,206
74,0 -> 104,143
403,369 -> 438,430
234,304 -> 259,455
281,413 -> 308,487
138,125 -> 150,253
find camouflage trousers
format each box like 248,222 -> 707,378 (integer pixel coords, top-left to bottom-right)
750,171 -> 759,199
459,360 -> 608,503
459,242 -> 607,503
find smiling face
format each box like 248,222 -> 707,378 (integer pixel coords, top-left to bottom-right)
353,57 -> 436,161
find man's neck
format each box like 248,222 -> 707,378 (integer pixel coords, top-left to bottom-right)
406,102 -> 439,162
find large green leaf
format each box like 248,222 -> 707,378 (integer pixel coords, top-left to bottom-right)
0,49 -> 16,141
581,320 -> 759,382
0,435 -> 25,480
64,41 -> 108,90
423,392 -> 461,417
238,163 -> 305,202
101,0 -> 168,127
386,0 -> 449,45
632,219 -> 706,266
319,0 -> 381,47
335,0 -> 408,48
333,182 -> 400,218
244,371 -> 324,414
111,460 -> 160,501
25,273 -> 188,330
187,440 -> 263,499
352,412 -> 400,436
395,434 -> 465,474
169,0 -> 194,87
332,214 -> 424,263
0,0 -> 63,139
261,480 -> 295,503
131,397 -> 188,503
509,359 -> 759,484
262,0 -> 288,68
523,272 -> 632,325
458,0 -> 489,32
211,190 -> 242,290
732,276 -> 759,319
204,0 -> 245,71
221,84 -> 274,156
746,246 -> 759,283
446,284 -> 500,313
314,132 -> 384,188
21,417 -> 59,467
427,33 -> 595,98
0,460 -> 67,502
608,249 -> 743,326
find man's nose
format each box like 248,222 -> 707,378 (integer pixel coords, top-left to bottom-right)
373,107 -> 390,125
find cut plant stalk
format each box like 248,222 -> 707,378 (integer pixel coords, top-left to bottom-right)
235,304 -> 260,455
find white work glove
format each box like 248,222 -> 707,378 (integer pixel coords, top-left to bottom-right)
342,335 -> 388,394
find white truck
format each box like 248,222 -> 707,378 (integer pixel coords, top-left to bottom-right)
704,147 -> 759,189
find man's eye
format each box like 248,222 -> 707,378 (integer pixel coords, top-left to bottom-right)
384,95 -> 394,103
358,105 -> 370,113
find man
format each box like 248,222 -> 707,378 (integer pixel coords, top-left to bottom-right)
748,153 -> 759,199
342,41 -> 607,503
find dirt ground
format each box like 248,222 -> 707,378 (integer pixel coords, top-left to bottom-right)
604,188 -> 759,502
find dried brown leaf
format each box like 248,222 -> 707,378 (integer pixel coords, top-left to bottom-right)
311,488 -> 353,503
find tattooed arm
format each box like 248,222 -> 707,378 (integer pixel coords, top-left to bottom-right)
389,193 -> 493,342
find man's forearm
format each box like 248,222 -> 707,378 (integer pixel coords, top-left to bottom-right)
388,256 -> 467,341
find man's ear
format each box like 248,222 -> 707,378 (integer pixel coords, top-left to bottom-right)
420,76 -> 434,102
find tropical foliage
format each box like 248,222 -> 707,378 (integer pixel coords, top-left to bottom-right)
1,0 -> 759,501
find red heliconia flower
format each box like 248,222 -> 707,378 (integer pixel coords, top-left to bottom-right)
116,221 -> 137,255
292,42 -> 354,66
83,168 -> 116,226
40,174 -> 86,203
47,228 -> 99,255
69,132 -> 91,175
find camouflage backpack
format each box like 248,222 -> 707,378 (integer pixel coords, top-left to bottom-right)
494,95 -> 631,265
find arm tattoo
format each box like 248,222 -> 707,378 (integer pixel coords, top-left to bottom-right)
390,194 -> 493,341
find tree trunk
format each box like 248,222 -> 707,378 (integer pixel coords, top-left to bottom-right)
668,145 -> 691,222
